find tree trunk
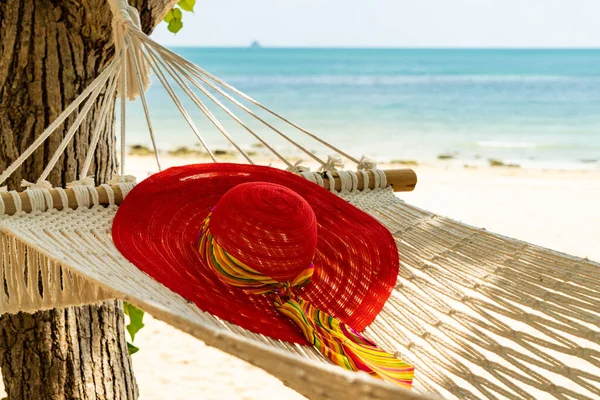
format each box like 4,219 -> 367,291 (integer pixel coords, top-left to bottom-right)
0,0 -> 173,398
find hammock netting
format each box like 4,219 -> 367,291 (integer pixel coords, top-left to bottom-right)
0,1 -> 598,399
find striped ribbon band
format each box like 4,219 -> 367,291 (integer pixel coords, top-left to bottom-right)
198,212 -> 415,389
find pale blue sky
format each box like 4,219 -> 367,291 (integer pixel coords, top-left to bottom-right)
151,0 -> 600,48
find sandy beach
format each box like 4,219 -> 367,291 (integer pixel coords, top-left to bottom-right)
1,158 -> 599,399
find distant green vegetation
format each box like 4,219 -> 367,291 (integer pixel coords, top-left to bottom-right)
168,146 -> 204,157
127,144 -> 269,160
391,159 -> 419,166
437,154 -> 454,160
488,159 -> 520,168
212,149 -> 238,159
129,144 -> 155,156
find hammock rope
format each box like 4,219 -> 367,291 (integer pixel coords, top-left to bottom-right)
143,43 -> 291,167
137,33 -> 325,168
135,32 -> 362,166
0,63 -> 117,187
81,63 -> 122,178
125,34 -> 163,171
143,44 -> 254,164
120,42 -> 128,175
0,1 -> 599,399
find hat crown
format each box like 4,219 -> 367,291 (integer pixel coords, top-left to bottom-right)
209,182 -> 318,282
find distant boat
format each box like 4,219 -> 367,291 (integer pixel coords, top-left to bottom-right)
250,41 -> 262,49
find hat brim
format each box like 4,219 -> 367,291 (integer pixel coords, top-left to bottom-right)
113,164 -> 399,344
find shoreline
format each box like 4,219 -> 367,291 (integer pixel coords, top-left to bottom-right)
124,143 -> 600,173
124,152 -> 600,176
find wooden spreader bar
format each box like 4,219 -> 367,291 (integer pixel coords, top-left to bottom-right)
0,169 -> 417,216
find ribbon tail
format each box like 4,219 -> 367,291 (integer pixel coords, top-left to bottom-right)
276,297 -> 415,389
341,335 -> 415,387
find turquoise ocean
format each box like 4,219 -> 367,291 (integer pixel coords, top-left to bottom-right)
127,48 -> 600,170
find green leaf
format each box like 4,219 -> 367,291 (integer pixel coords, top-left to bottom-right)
168,18 -> 184,34
127,342 -> 139,355
172,7 -> 183,19
124,302 -> 145,342
178,0 -> 196,12
164,9 -> 175,23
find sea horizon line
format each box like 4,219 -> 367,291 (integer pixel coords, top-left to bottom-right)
161,45 -> 600,51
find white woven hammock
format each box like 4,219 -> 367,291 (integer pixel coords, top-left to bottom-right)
1,1 -> 599,399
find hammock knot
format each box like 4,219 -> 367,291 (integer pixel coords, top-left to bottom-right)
573,347 -> 590,358
489,343 -> 504,354
318,155 -> 344,172
285,160 -> 311,174
66,176 -> 96,188
357,156 -> 377,170
108,0 -> 142,31
543,383 -> 558,395
586,330 -> 600,342
561,366 -> 572,377
21,179 -> 53,191
108,0 -> 151,100
108,174 -> 137,185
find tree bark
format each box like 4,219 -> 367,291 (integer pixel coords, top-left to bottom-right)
0,0 -> 173,398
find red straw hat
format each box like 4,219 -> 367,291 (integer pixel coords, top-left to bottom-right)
113,163 -> 414,387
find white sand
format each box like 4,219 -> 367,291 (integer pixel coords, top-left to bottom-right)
1,160 -> 599,398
